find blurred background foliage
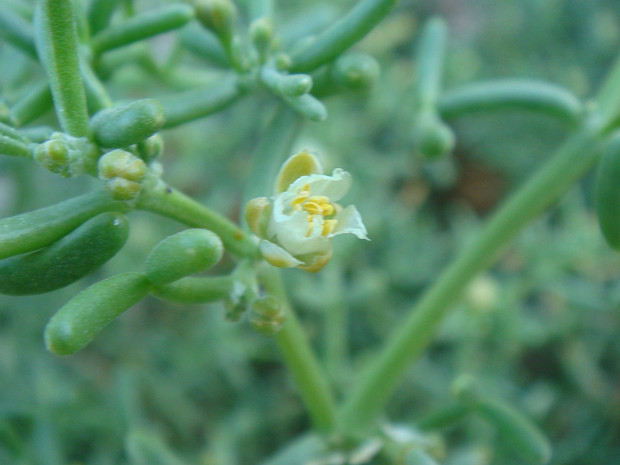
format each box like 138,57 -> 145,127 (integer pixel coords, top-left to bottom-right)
1,0 -> 620,464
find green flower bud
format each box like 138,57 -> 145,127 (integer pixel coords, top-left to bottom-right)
331,52 -> 380,92
136,133 -> 164,163
34,139 -> 68,173
98,149 -> 148,201
104,178 -> 143,201
244,196 -> 272,237
275,53 -> 292,71
250,295 -> 286,336
195,0 -> 237,43
33,132 -> 97,177
145,229 -> 224,285
90,99 -> 166,148
223,282 -> 251,322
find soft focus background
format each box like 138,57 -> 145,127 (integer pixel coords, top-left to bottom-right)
1,0 -> 620,464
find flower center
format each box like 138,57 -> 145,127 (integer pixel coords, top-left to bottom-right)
291,184 -> 338,237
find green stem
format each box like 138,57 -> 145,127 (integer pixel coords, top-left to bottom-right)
438,79 -> 584,127
136,179 -> 259,260
151,276 -> 234,304
259,264 -> 337,432
179,24 -> 229,68
414,17 -> 448,110
10,81 -> 53,127
159,76 -> 244,129
0,3 -> 36,58
289,0 -> 399,73
91,4 -> 194,56
34,0 -> 91,138
0,135 -> 30,158
80,56 -> 113,114
0,122 -> 28,143
339,121 -> 607,433
87,0 -> 120,35
323,265 -> 348,389
417,403 -> 469,431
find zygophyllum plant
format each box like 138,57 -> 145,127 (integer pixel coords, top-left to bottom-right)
1,0 -> 620,464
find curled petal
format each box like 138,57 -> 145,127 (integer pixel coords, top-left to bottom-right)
275,150 -> 323,194
285,168 -> 352,202
297,248 -> 333,273
332,205 -> 368,240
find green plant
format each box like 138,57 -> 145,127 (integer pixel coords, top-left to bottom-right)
1,1 -> 619,464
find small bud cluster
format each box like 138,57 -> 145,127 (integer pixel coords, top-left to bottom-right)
33,132 -> 97,177
97,149 -> 148,201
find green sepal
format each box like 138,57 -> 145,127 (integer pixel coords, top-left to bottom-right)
45,272 -> 151,355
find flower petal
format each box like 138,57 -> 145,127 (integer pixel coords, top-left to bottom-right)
285,168 -> 352,202
259,240 -> 303,268
276,217 -> 331,255
274,150 -> 323,194
297,247 -> 333,273
332,205 -> 369,239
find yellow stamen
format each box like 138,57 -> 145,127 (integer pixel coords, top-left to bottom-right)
289,185 -> 339,237
304,201 -> 323,215
306,215 -> 315,237
322,219 -> 337,236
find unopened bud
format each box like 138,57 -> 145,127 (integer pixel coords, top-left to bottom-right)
34,132 -> 96,177
250,295 -> 286,336
136,134 -> 164,163
98,149 -> 147,200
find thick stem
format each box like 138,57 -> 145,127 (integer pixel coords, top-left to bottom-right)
34,0 -> 91,138
136,179 -> 259,260
439,79 -> 584,127
91,4 -> 194,56
339,122 -> 606,433
289,0 -> 399,73
160,76 -> 243,129
0,3 -> 36,58
259,264 -> 337,432
414,17 -> 448,110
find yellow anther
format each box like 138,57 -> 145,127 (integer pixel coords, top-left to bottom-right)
321,203 -> 335,216
322,219 -> 337,236
304,201 -> 323,215
307,195 -> 329,204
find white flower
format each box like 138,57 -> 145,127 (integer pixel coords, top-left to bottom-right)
245,150 -> 368,272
